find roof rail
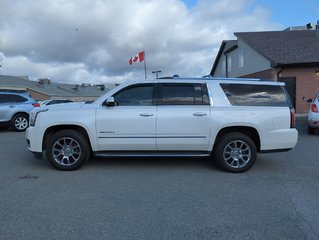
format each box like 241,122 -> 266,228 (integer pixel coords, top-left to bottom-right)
158,75 -> 261,81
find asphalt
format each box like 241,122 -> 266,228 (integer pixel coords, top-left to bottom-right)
0,117 -> 318,240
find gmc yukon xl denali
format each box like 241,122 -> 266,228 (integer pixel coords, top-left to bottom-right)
26,77 -> 298,173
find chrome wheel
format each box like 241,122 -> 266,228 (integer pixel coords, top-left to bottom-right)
52,137 -> 81,166
14,116 -> 28,130
223,140 -> 251,169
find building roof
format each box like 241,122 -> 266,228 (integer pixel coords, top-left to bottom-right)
0,75 -> 115,98
234,29 -> 319,67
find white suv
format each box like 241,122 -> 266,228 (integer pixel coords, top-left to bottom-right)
26,77 -> 298,172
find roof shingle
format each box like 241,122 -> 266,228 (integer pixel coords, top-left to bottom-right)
235,30 -> 319,66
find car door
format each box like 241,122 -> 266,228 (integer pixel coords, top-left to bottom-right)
0,94 -> 18,122
0,94 -> 9,122
96,83 -> 157,151
156,83 -> 211,151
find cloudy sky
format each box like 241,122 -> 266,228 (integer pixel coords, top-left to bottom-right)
0,0 -> 318,84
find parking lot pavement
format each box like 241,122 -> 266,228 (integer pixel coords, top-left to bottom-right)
0,118 -> 318,240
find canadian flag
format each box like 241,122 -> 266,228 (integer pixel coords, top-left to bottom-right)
129,51 -> 145,65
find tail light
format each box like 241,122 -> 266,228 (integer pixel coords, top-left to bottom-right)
32,103 -> 40,107
311,103 -> 319,113
290,108 -> 295,128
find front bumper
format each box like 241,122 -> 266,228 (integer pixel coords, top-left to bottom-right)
25,126 -> 44,153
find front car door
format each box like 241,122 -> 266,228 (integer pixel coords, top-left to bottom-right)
96,83 -> 157,151
156,82 -> 211,151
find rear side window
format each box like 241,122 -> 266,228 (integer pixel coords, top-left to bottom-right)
159,83 -> 209,105
10,95 -> 28,103
220,84 -> 289,107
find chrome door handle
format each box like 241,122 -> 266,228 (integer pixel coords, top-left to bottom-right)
193,112 -> 207,117
139,113 -> 154,117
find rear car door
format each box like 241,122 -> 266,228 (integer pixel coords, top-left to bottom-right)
156,83 -> 211,151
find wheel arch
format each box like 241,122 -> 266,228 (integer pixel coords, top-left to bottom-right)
42,125 -> 92,152
213,126 -> 261,152
11,111 -> 29,119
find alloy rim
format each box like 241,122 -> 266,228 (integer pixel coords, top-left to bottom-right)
52,137 -> 81,166
223,140 -> 251,168
14,117 -> 28,130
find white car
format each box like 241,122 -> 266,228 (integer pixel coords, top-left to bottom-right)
307,92 -> 319,134
40,99 -> 74,106
26,77 -> 298,173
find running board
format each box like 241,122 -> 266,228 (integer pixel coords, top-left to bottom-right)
94,151 -> 211,158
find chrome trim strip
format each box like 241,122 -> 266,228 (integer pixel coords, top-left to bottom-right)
98,136 -> 206,139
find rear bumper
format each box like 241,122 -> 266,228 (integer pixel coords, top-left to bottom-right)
261,128 -> 298,151
308,112 -> 319,128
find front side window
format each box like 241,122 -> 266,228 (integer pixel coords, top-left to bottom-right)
220,84 -> 289,107
113,84 -> 154,106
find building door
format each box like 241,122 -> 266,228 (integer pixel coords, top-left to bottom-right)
279,77 -> 296,109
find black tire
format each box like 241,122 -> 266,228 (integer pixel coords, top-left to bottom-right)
308,125 -> 316,135
11,113 -> 29,132
46,130 -> 91,171
213,133 -> 257,173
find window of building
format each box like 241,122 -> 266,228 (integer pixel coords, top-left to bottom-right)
222,59 -> 226,74
227,56 -> 232,72
239,50 -> 244,68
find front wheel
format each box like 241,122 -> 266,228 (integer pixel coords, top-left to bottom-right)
46,130 -> 91,170
213,133 -> 257,173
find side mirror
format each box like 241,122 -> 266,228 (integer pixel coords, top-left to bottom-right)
104,97 -> 116,107
307,99 -> 313,104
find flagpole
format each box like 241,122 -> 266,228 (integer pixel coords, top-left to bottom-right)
144,50 -> 147,79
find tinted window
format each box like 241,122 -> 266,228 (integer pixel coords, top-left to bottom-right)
0,94 -> 27,103
0,95 -> 7,103
159,83 -> 209,105
220,84 -> 289,107
113,84 -> 154,106
160,84 -> 194,105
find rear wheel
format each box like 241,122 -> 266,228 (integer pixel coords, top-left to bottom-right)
213,133 -> 257,173
11,113 -> 29,131
46,130 -> 90,170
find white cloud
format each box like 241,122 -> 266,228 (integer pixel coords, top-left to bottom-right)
0,0 -> 281,83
